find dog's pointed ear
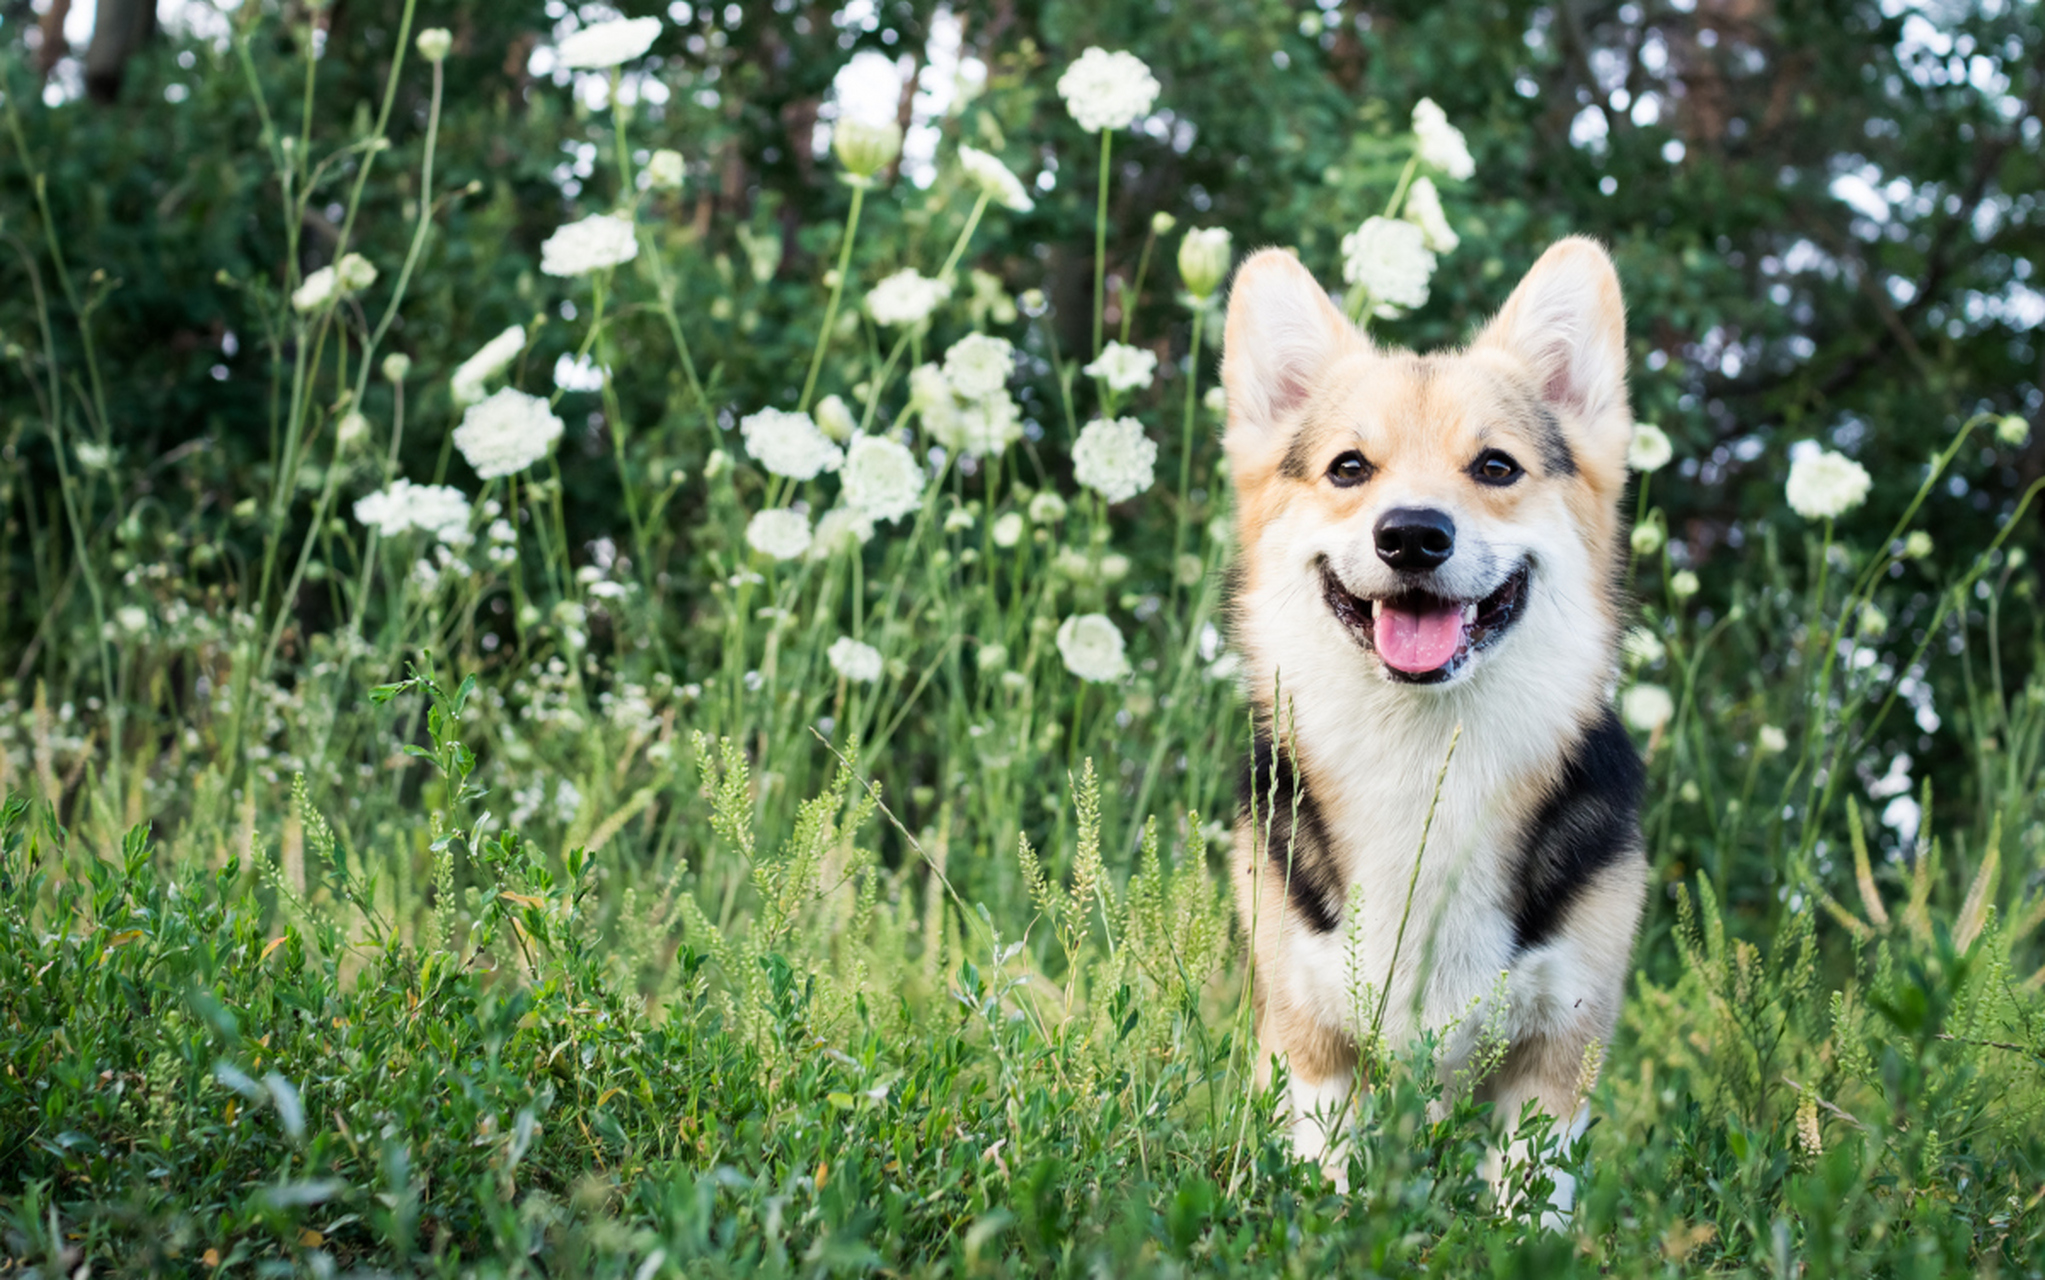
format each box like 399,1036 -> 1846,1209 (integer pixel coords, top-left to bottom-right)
1476,237 -> 1631,462
1222,249 -> 1358,457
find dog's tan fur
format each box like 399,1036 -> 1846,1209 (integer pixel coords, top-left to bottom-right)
1222,239 -> 1648,1209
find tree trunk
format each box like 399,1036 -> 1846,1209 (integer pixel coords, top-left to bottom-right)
83,0 -> 157,104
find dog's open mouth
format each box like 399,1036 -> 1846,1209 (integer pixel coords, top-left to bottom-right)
1321,561 -> 1531,683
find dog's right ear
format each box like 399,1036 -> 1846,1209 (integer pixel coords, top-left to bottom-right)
1221,249 -> 1358,465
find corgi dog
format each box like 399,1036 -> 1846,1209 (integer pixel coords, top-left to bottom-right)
1220,238 -> 1647,1212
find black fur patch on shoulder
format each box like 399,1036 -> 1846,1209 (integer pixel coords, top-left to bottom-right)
1509,707 -> 1642,951
1238,725 -> 1344,933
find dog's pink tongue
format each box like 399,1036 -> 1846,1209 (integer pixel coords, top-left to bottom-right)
1376,602 -> 1464,673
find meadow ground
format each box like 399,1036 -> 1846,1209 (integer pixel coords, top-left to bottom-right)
4,6 -> 2045,1276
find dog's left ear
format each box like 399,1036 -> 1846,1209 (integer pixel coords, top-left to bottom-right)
1476,237 -> 1631,465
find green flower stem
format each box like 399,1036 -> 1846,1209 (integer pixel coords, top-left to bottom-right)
1382,153 -> 1421,219
1168,303 -> 1208,609
1092,128 -> 1113,358
799,183 -> 868,414
1118,220 -> 1159,347
938,192 -> 992,283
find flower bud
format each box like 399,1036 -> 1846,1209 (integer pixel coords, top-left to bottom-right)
336,410 -> 371,450
814,394 -> 856,442
1630,520 -> 1664,557
1670,570 -> 1700,600
335,252 -> 378,293
382,352 -> 411,383
1150,211 -> 1177,235
832,118 -> 903,181
1177,226 -> 1232,300
647,148 -> 685,191
1903,530 -> 1933,560
416,27 -> 453,63
1999,413 -> 2031,446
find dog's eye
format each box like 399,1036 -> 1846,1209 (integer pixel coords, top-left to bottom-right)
1472,449 -> 1523,486
1327,451 -> 1373,487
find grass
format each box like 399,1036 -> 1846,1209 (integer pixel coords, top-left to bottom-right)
4,9 -> 2045,1277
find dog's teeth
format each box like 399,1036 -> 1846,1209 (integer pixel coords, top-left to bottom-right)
1371,598 -> 1383,619
1462,602 -> 1478,625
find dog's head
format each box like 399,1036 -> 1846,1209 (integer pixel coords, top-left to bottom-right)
1222,239 -> 1632,691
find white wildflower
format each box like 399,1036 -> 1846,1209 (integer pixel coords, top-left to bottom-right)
1401,176 -> 1458,253
1072,416 -> 1157,504
908,363 -> 961,439
944,507 -> 977,533
959,145 -> 1035,212
1412,98 -> 1475,180
415,27 -> 452,62
115,605 -> 149,634
453,388 -> 564,479
1903,531 -> 1933,559
1342,216 -> 1434,310
814,393 -> 858,442
450,325 -> 526,406
745,508 -> 812,561
1056,48 -> 1160,132
992,511 -> 1025,547
810,506 -> 874,558
1757,725 -> 1789,755
291,267 -> 338,313
1631,521 -> 1664,557
555,16 -> 661,70
1056,613 -> 1131,682
75,441 -> 111,470
1996,413 -> 2030,446
1204,385 -> 1227,416
353,479 -> 473,545
1622,627 -> 1665,668
381,352 -> 411,383
865,269 -> 951,327
945,393 -> 1023,457
540,213 -> 639,277
1084,342 -> 1157,393
740,407 -> 843,480
1670,570 -> 1700,599
841,435 -> 924,523
1621,683 -> 1674,733
1785,448 -> 1872,520
827,636 -> 884,683
1629,422 -> 1673,472
942,333 -> 1015,400
1029,491 -> 1068,523
1177,227 -> 1233,299
647,148 -> 685,191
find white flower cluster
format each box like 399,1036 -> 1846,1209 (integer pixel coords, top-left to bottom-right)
646,148 -> 685,191
745,508 -> 812,561
451,325 -> 526,406
1412,98 -> 1475,180
1057,48 -> 1160,132
827,636 -> 884,683
1786,448 -> 1872,520
1402,176 -> 1458,253
453,388 -> 564,479
959,145 -> 1034,212
555,17 -> 662,71
814,394 -> 858,442
1057,613 -> 1130,682
1622,683 -> 1674,733
811,506 -> 874,558
541,213 -> 639,277
841,435 -> 924,523
1083,341 -> 1157,393
354,479 -> 473,545
866,269 -> 951,328
1072,416 -> 1157,503
741,408 -> 844,480
1343,216 -> 1435,311
910,335 -> 1023,458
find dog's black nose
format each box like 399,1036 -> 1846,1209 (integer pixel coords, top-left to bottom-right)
1374,507 -> 1456,571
